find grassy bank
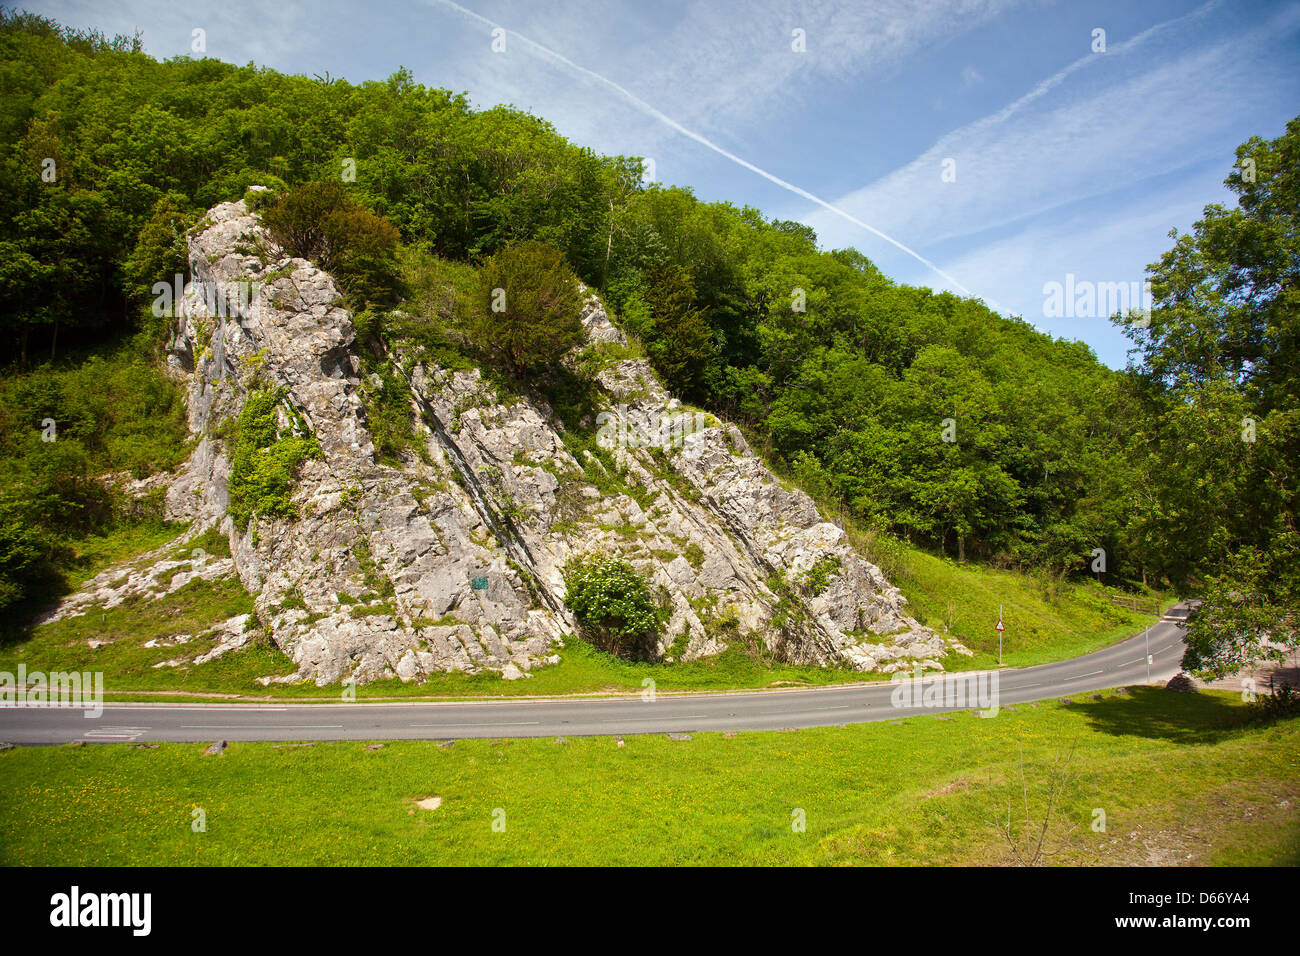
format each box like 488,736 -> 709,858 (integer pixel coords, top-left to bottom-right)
1,689 -> 1294,866
889,543 -> 1168,670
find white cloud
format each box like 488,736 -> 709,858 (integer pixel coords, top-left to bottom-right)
422,0 -> 1036,157
945,173 -> 1222,312
31,0 -> 311,66
804,1 -> 1299,254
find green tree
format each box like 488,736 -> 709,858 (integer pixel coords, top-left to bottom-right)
471,241 -> 584,376
1116,115 -> 1300,676
122,192 -> 195,301
636,263 -> 718,400
259,180 -> 400,303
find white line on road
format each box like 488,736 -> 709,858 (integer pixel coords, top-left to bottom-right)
408,721 -> 541,729
180,724 -> 344,729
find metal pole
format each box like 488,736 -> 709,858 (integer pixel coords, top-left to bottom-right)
999,603 -> 1003,667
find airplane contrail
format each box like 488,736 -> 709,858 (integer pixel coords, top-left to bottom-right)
941,0 -> 1221,145
424,0 -> 980,300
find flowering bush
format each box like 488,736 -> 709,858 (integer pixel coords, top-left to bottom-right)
563,552 -> 661,660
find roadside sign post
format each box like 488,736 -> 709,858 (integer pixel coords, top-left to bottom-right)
995,604 -> 1005,666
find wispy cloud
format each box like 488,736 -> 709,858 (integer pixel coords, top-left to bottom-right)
428,0 -> 1036,160
425,0 -> 991,295
940,166 -> 1230,360
627,0 -> 1032,129
32,0 -> 312,66
806,0 -> 1299,252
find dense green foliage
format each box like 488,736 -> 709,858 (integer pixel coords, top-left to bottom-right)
225,385 -> 321,530
0,9 -> 638,362
563,552 -> 661,660
0,339 -> 190,614
259,180 -> 400,304
1117,118 -> 1299,677
1,11 -> 1293,678
471,241 -> 585,375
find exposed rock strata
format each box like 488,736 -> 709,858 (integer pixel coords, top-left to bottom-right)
51,196 -> 969,684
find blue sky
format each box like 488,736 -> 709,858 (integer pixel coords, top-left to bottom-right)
31,0 -> 1300,367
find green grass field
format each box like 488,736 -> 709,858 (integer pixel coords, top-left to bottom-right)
1,689 -> 1294,866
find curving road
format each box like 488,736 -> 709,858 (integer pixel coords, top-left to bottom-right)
0,605 -> 1193,744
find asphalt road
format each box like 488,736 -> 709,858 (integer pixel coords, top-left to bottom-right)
0,606 -> 1193,744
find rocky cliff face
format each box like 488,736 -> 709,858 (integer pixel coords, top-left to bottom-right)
150,196 -> 967,685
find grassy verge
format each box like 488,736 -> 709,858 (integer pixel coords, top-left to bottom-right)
1,689 -> 1293,866
888,544 -> 1170,670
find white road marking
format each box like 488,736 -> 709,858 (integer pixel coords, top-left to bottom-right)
180,724 -> 343,729
408,721 -> 541,728
83,726 -> 148,740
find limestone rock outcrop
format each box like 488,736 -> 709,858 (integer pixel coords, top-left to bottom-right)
136,196 -> 968,684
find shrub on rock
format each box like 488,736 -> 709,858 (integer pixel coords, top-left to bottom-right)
226,385 -> 321,529
470,242 -> 584,377
260,181 -> 400,305
563,551 -> 661,660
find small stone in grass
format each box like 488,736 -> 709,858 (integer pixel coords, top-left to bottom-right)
416,796 -> 442,811
668,733 -> 692,741
437,740 -> 455,748
366,744 -> 385,750
204,740 -> 226,755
